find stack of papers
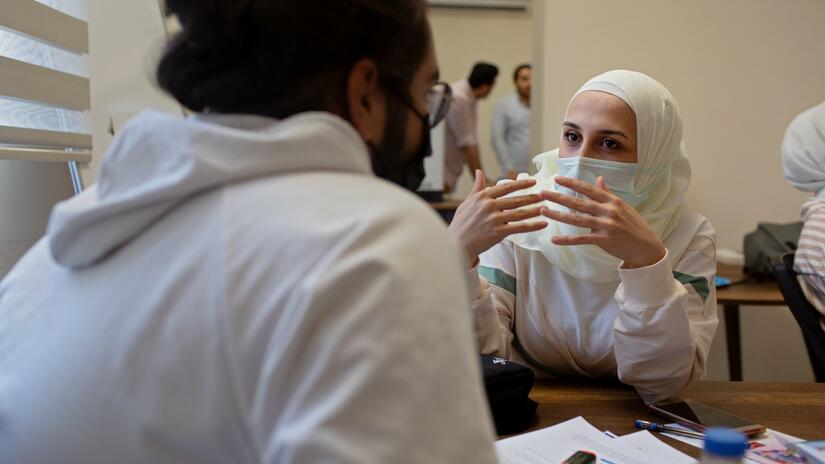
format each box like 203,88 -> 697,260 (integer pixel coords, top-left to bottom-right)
496,416 -> 695,464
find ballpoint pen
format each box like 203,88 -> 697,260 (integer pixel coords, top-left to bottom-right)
634,419 -> 706,439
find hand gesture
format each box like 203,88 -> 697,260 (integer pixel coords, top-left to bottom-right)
448,170 -> 551,266
541,176 -> 666,269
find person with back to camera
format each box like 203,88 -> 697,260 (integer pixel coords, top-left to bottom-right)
448,70 -> 719,403
782,100 -> 825,324
0,1 -> 545,462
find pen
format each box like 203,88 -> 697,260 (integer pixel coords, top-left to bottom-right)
634,419 -> 705,439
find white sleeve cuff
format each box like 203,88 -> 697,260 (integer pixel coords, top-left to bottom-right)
617,250 -> 681,308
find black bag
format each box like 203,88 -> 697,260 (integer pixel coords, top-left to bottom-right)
743,222 -> 803,279
480,355 -> 538,435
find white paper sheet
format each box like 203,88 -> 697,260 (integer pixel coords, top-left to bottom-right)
611,430 -> 695,464
496,417 -> 693,464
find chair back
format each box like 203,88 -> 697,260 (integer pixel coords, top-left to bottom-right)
772,253 -> 825,381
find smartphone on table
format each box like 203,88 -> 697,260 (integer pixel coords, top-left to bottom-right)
648,398 -> 766,437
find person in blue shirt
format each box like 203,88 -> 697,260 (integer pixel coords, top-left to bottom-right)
491,63 -> 532,179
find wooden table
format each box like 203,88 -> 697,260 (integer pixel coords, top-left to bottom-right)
716,264 -> 785,381
519,379 -> 825,459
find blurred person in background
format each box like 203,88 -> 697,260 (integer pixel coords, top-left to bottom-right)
492,63 -> 532,180
444,61 -> 498,192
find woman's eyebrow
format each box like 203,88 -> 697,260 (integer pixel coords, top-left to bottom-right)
598,129 -> 631,140
565,121 -> 630,141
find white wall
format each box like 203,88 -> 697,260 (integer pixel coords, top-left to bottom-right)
533,0 -> 825,381
533,0 -> 825,250
429,7 -> 533,198
0,160 -> 74,279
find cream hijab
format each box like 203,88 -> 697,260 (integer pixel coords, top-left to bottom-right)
506,70 -> 692,282
781,101 -> 825,197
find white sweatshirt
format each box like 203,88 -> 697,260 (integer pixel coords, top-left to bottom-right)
0,111 -> 497,463
469,210 -> 718,403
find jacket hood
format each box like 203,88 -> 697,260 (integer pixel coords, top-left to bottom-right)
47,110 -> 372,269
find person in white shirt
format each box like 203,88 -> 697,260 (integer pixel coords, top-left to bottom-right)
492,64 -> 532,179
444,62 -> 499,192
0,1 -> 500,462
448,70 -> 718,403
782,100 -> 825,323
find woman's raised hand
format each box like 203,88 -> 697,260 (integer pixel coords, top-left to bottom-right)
541,175 -> 666,268
448,170 -> 551,266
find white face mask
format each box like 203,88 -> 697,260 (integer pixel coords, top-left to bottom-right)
555,156 -> 648,208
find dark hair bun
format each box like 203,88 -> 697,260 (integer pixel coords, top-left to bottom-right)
156,0 -> 429,118
157,0 -> 257,112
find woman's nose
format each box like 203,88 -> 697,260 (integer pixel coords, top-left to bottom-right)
579,139 -> 599,158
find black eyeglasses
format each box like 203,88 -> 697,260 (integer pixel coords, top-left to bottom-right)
382,78 -> 453,129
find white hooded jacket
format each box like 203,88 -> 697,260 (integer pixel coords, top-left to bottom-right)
0,111 -> 497,463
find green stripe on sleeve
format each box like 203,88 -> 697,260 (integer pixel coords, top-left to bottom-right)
673,271 -> 710,302
478,266 -> 516,294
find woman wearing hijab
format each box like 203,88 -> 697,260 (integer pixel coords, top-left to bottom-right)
782,101 -> 825,320
448,70 -> 718,402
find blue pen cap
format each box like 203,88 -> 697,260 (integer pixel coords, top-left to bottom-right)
703,428 -> 748,457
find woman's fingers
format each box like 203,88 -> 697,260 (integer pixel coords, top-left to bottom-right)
500,206 -> 545,223
554,176 -> 613,203
500,220 -> 548,236
494,192 -> 550,211
471,169 -> 486,193
550,233 -> 600,246
595,175 -> 609,192
541,207 -> 604,229
485,178 -> 537,198
542,191 -> 606,216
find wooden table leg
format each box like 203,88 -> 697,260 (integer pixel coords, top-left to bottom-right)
724,304 -> 742,381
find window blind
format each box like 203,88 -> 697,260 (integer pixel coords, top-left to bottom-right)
0,0 -> 91,163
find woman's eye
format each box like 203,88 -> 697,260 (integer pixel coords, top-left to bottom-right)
602,138 -> 621,150
564,131 -> 580,143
